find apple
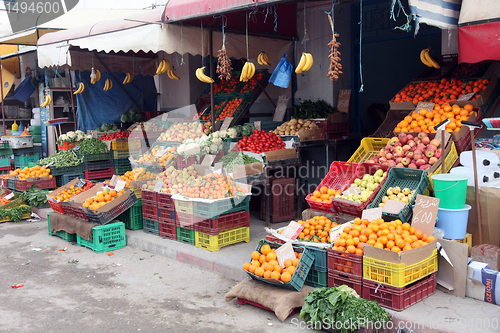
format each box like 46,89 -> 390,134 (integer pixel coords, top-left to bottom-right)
408,140 -> 416,148
390,137 -> 399,146
408,163 -> 417,169
396,163 -> 405,168
385,144 -> 392,151
423,156 -> 429,164
413,152 -> 423,161
379,149 -> 386,158
366,159 -> 375,164
387,160 -> 397,167
386,153 -> 393,160
420,164 -> 431,170
395,157 -> 403,164
418,132 -> 428,139
430,139 -> 440,148
425,149 -> 434,158
371,156 -> 379,163
401,157 -> 410,166
379,157 -> 387,164
406,151 -> 414,160
434,151 -> 442,159
407,134 -> 414,141
422,136 -> 430,145
416,159 -> 425,167
395,146 -> 403,153
395,150 -> 405,158
398,133 -> 408,144
403,145 -> 411,152
417,143 -> 426,151
429,157 -> 438,165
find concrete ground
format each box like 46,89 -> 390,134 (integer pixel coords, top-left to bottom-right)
2,210 -> 499,333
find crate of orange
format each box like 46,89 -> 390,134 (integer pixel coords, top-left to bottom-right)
47,178 -> 94,214
213,96 -> 250,125
327,247 -> 363,277
14,175 -> 56,191
243,239 -> 314,292
305,161 -> 359,213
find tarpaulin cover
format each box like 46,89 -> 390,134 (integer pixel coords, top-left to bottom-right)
12,74 -> 35,102
409,0 -> 462,30
75,71 -> 157,132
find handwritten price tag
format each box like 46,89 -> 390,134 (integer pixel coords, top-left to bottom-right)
416,102 -> 435,113
361,207 -> 383,222
220,117 -> 233,131
154,180 -> 164,192
457,92 -> 475,101
412,194 -> 440,236
342,186 -> 361,197
114,180 -> 126,192
155,149 -> 167,157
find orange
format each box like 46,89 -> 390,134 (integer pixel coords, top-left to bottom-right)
286,266 -> 296,275
293,258 -> 299,266
281,272 -> 292,283
249,265 -> 257,274
403,245 -> 413,251
255,267 -> 265,277
261,244 -> 271,256
378,236 -> 388,245
284,259 -> 293,268
359,234 -> 368,243
320,186 -> 328,194
259,255 -> 267,264
347,245 -> 356,254
415,230 -> 423,239
274,265 -> 282,273
391,246 -> 401,253
263,263 -> 274,271
271,271 -> 281,280
396,239 -> 406,249
427,236 -> 436,243
367,239 -> 376,246
263,271 -> 272,279
368,233 -> 378,241
374,242 -> 384,249
386,240 -> 395,250
266,252 -> 277,262
268,260 -> 278,266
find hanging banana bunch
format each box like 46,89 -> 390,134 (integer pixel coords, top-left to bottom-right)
420,48 -> 440,69
240,61 -> 255,82
40,94 -> 52,108
257,52 -> 271,66
156,59 -> 171,75
90,68 -> 101,84
196,67 -> 214,83
295,52 -> 314,74
167,67 -> 180,80
73,82 -> 85,94
123,72 -> 134,84
103,78 -> 113,91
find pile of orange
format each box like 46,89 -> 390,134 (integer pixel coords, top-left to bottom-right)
10,165 -> 52,181
395,103 -> 475,134
294,216 -> 336,243
82,187 -> 126,210
243,243 -> 302,283
332,217 -> 435,255
50,184 -> 90,202
309,186 -> 342,204
119,168 -> 156,188
133,147 -> 177,166
178,173 -> 246,200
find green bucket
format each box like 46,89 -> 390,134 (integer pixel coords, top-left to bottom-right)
431,174 -> 469,209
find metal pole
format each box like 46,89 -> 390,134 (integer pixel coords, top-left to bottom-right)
68,70 -> 77,131
0,59 -> 5,136
470,129 -> 482,244
209,28 -> 215,131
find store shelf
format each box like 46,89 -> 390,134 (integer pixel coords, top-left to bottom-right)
0,118 -> 33,121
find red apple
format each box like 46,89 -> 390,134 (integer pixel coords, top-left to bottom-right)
408,140 -> 416,148
430,139 -> 440,148
425,149 -> 434,158
414,152 -> 423,161
403,145 -> 411,152
416,159 -> 425,167
422,136 -> 430,145
423,156 -> 429,164
398,133 -> 408,144
401,157 -> 410,166
379,157 -> 387,164
418,132 -> 428,139
429,157 -> 438,165
420,164 -> 431,170
396,163 -> 405,168
395,157 -> 403,164
407,134 -> 414,141
387,160 -> 397,167
386,153 -> 393,160
395,150 -> 405,158
408,163 -> 417,169
406,151 -> 414,160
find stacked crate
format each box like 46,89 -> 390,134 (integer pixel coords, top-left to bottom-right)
157,191 -> 177,240
327,248 -> 364,296
118,199 -> 143,230
141,189 -> 160,236
260,177 -> 296,223
13,150 -> 39,170
114,158 -> 132,175
29,126 -> 42,143
304,247 -> 328,288
83,156 -> 114,181
111,138 -> 141,161
0,142 -> 11,175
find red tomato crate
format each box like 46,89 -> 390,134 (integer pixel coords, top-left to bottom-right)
158,207 -> 175,223
142,203 -> 158,221
328,271 -> 363,297
195,210 -> 250,235
61,204 -> 89,221
327,248 -> 363,277
16,177 -> 57,191
159,220 -> 177,240
236,298 -> 300,318
58,141 -> 80,150
84,168 -> 114,180
177,156 -> 197,169
332,163 -> 389,217
175,212 -> 197,229
157,191 -> 174,210
306,162 -> 358,213
48,199 -> 65,214
141,189 -> 157,206
362,273 -> 436,311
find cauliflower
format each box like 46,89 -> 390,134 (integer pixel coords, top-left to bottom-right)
227,128 -> 237,139
184,143 -> 200,156
66,131 -> 76,139
76,133 -> 84,141
219,129 -> 228,139
86,134 -> 93,139
184,139 -> 195,144
76,130 -> 84,135
212,137 -> 222,145
199,135 -> 210,143
204,146 -> 210,154
177,144 -> 186,155
212,131 -> 220,139
58,134 -> 68,142
209,144 -> 219,154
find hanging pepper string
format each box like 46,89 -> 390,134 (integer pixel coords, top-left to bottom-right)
359,0 -> 364,92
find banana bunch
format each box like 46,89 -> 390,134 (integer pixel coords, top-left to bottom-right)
240,61 -> 255,82
196,67 -> 214,83
40,94 -> 52,108
295,52 -> 313,73
420,48 -> 440,69
123,72 -> 134,84
90,69 -> 101,84
103,78 -> 113,91
156,59 -> 171,75
257,52 -> 270,66
167,67 -> 180,80
73,82 -> 85,95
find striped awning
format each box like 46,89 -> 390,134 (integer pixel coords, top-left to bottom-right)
408,0 -> 462,30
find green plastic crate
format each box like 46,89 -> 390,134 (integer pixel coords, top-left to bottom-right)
305,269 -> 328,288
113,149 -> 141,159
305,246 -> 328,272
32,134 -> 42,143
0,148 -> 13,156
143,218 -> 159,235
8,179 -> 15,190
115,165 -> 133,175
47,212 -> 77,242
119,200 -> 143,230
114,158 -> 131,167
55,173 -> 84,187
195,226 -> 250,252
14,153 -> 39,166
77,222 -> 126,253
0,155 -> 10,168
0,141 -> 9,149
193,196 -> 250,219
76,150 -> 112,162
29,126 -> 41,135
176,227 -> 195,245
48,164 -> 85,177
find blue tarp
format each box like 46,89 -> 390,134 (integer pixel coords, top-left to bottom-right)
75,71 -> 157,132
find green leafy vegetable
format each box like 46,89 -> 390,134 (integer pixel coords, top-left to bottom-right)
219,152 -> 260,173
76,138 -> 108,155
293,99 -> 337,119
20,184 -> 49,208
37,150 -> 83,167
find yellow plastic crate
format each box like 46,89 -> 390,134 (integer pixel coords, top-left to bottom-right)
195,226 -> 250,252
174,198 -> 194,215
363,249 -> 438,287
448,233 -> 472,256
131,188 -> 142,199
111,139 -> 142,151
347,138 -> 390,163
427,141 -> 459,191
0,206 -> 32,223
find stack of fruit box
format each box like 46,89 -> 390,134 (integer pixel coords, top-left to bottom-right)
304,246 -> 329,288
327,246 -> 364,296
141,187 -> 160,236
259,177 -> 296,223
110,138 -> 141,175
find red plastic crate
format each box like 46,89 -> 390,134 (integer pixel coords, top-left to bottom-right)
177,156 -> 197,169
328,121 -> 350,138
48,199 -> 65,214
142,203 -> 158,221
157,191 -> 174,210
327,248 -> 363,277
84,168 -> 114,180
453,107 -> 483,154
260,192 -> 295,223
58,141 -> 80,150
328,271 -> 363,297
175,211 -> 197,229
141,189 -> 157,206
158,207 -> 175,223
236,298 -> 300,318
195,210 -> 250,235
306,162 -> 358,213
362,273 -> 436,311
159,220 -> 177,240
61,204 -> 88,221
332,163 -> 389,217
15,177 -> 57,191
265,234 -> 286,244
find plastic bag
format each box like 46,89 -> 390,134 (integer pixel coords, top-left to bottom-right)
269,54 -> 292,88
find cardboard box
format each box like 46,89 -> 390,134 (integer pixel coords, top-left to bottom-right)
363,239 -> 437,267
297,127 -> 325,142
466,261 -> 500,305
69,182 -> 133,214
46,178 -> 83,203
263,148 -> 297,163
436,239 -> 468,298
451,75 -> 497,108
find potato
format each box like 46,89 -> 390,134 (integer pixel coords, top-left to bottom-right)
290,130 -> 296,135
290,119 -> 298,124
296,124 -> 301,129
285,131 -> 290,135
298,119 -> 304,125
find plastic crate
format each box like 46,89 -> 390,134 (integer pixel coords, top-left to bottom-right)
47,213 -> 76,241
176,155 -> 198,169
448,233 -> 472,256
363,249 -> 437,288
176,226 -> 196,245
84,168 -> 114,180
305,162 -> 359,213
261,177 -> 295,215
305,269 -> 328,288
143,218 -> 159,235
130,188 -> 142,200
12,146 -> 40,156
8,178 -> 15,190
260,121 -> 285,132
14,153 -> 39,166
111,139 -> 141,151
327,248 -> 363,277
371,110 -> 411,139
194,210 -> 250,235
304,246 -> 328,272
159,220 -> 177,240
48,164 -> 85,177
61,204 -> 88,221
0,141 -> 10,149
84,159 -> 114,171
16,177 -> 56,191
362,273 -> 436,311
260,189 -> 295,223
175,211 -> 198,229
0,155 -> 10,168
158,207 -> 175,223
328,271 -> 363,297
245,239 -> 314,291
142,203 -> 159,221
427,141 -> 459,191
367,167 -> 430,223
55,173 -> 84,187
173,198 -> 194,215
85,192 -> 138,225
113,158 -> 131,167
236,298 -> 300,319
29,126 -> 41,135
32,134 -> 42,143
0,206 -> 31,223
141,189 -> 157,206
58,141 -> 80,150
118,199 -> 143,230
332,163 -> 389,217
347,138 -> 390,164
195,226 -> 250,252
77,222 -> 126,253
157,191 -> 174,209
76,151 -> 112,162
115,165 -> 133,175
0,167 -> 10,176
193,196 -> 250,219
328,121 -> 351,139
113,149 -> 141,159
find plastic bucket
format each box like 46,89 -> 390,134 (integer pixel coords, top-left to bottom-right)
431,174 -> 469,209
436,204 -> 471,239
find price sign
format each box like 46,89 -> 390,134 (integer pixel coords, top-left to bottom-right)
337,89 -> 351,113
457,92 -> 475,101
4,192 -> 14,200
275,242 -> 297,269
342,186 -> 361,197
273,95 -> 289,121
155,149 -> 167,157
75,179 -> 86,188
73,145 -> 81,151
382,200 -> 406,214
220,117 -> 233,131
416,102 -> 435,113
115,180 -> 126,192
412,194 -> 440,236
154,180 -> 164,192
201,154 -> 216,166
280,221 -> 305,240
361,207 -> 383,222
254,121 -> 262,131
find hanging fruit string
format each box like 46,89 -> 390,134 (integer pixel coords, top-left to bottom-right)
327,13 -> 342,82
215,14 -> 232,80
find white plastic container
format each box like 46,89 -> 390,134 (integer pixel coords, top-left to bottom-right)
1,135 -> 33,148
